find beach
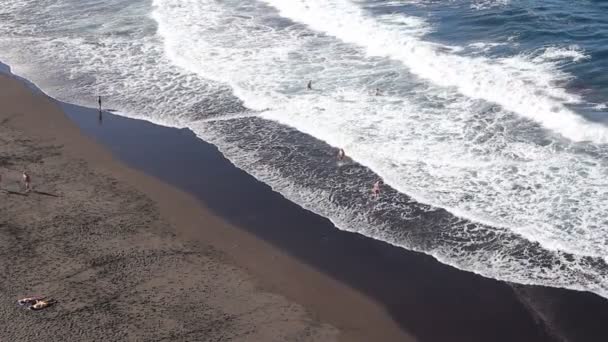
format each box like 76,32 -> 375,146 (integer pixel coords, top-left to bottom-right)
4,0 -> 608,341
0,73 -> 345,341
3,68 -> 608,342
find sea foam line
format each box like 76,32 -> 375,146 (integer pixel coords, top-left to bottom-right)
147,0 -> 608,299
150,0 -> 608,260
260,0 -> 608,144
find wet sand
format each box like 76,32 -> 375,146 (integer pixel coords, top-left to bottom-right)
62,101 -> 608,342
3,68 -> 608,342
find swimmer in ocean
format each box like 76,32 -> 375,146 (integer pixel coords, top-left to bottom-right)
307,80 -> 312,90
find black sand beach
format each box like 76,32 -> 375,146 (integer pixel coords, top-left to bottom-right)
3,66 -> 608,341
0,73 -> 338,341
63,99 -> 608,341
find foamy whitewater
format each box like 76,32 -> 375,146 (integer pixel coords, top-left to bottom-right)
2,0 -> 608,297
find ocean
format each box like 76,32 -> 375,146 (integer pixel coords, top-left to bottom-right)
2,0 -> 608,299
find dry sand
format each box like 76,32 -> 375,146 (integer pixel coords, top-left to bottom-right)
0,74 -> 344,341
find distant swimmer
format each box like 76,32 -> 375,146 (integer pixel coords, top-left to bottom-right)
371,180 -> 382,199
337,148 -> 345,161
375,88 -> 382,96
307,80 -> 312,90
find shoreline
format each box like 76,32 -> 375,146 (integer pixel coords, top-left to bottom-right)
0,67 -> 406,341
60,101 -> 558,342
3,66 -> 608,341
0,73 -> 341,341
57,82 -> 608,340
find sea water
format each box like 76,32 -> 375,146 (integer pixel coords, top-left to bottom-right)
2,0 -> 608,298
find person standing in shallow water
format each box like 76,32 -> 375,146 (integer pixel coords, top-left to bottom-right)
98,96 -> 102,112
307,80 -> 312,90
372,180 -> 382,199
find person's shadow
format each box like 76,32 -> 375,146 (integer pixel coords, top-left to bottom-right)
33,190 -> 60,198
4,190 -> 27,196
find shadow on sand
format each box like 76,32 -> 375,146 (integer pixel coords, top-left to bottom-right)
33,190 -> 60,198
1,188 -> 27,196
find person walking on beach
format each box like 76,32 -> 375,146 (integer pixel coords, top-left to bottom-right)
372,180 -> 382,199
22,171 -> 31,193
337,148 -> 345,161
97,96 -> 104,125
307,80 -> 313,90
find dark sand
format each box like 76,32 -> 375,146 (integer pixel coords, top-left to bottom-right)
3,68 -> 608,342
62,99 -> 608,342
0,74 -> 339,341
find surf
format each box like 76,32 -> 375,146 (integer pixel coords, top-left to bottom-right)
147,0 -> 608,298
259,0 -> 608,144
151,0 -> 608,256
3,0 -> 608,300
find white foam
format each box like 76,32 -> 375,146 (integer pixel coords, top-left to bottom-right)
593,103 -> 608,110
468,41 -> 509,52
259,0 -> 608,144
533,45 -> 589,64
193,121 -> 608,300
152,0 -> 608,266
4,0 -> 608,300
471,0 -> 511,11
